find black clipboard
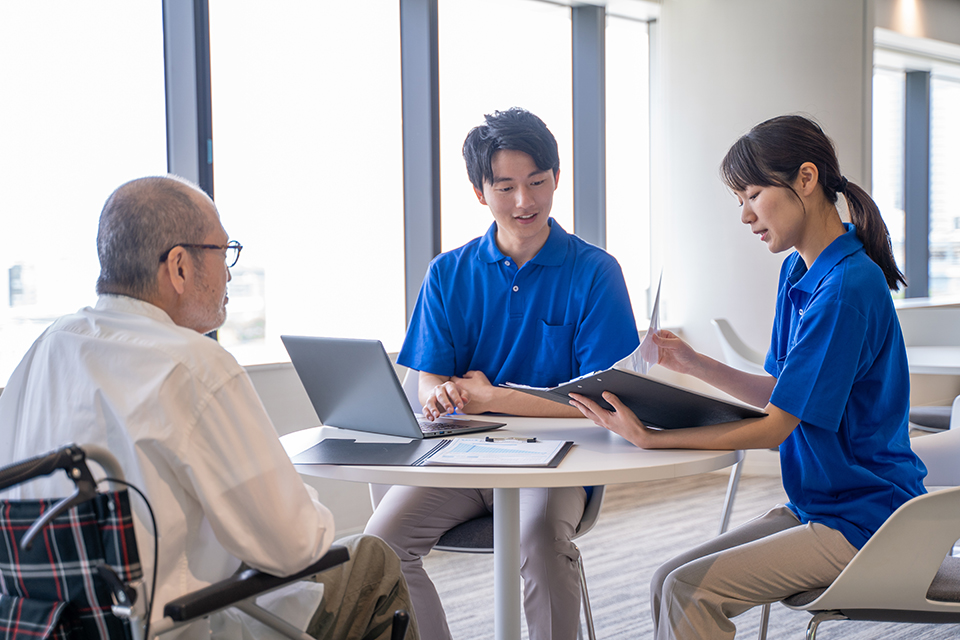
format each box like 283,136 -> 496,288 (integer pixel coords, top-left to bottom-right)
505,368 -> 766,429
291,438 -> 575,468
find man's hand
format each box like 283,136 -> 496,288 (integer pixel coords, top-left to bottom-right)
420,374 -> 469,420
451,370 -> 498,414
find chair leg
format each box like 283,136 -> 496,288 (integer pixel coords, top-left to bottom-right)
576,548 -> 597,640
719,457 -> 744,535
805,612 -> 846,640
756,603 -> 770,640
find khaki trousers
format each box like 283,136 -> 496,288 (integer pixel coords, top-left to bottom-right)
364,485 -> 586,640
307,534 -> 420,640
651,505 -> 857,640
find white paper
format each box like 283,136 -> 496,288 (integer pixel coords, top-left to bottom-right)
423,438 -> 567,467
616,271 -> 662,375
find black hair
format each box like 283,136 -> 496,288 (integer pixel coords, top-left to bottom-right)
462,107 -> 560,192
720,114 -> 906,290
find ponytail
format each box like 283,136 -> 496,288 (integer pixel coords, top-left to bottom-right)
833,180 -> 906,291
721,115 -> 906,291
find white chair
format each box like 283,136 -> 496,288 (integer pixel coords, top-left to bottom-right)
711,318 -> 767,376
710,319 -> 767,536
766,428 -> 960,638
909,394 -> 960,433
375,368 -> 600,639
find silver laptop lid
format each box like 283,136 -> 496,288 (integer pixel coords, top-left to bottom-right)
281,335 -> 425,439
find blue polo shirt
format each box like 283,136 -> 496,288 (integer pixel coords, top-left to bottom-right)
766,224 -> 926,549
398,219 -> 640,387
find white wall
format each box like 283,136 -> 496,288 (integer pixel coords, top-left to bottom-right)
245,362 -> 374,536
655,0 -> 873,361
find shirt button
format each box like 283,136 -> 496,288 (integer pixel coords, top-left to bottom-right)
798,308 -> 804,316
513,285 -> 519,292
505,260 -> 511,266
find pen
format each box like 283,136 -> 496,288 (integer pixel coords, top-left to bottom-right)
485,436 -> 538,443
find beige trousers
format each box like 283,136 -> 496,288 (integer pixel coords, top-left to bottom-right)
307,534 -> 420,640
651,505 -> 857,640
364,485 -> 586,640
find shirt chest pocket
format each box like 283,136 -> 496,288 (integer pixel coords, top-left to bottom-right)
531,321 -> 576,382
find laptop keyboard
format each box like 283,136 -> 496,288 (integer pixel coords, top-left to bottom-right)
419,420 -> 462,432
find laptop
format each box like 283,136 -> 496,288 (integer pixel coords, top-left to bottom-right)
281,335 -> 505,439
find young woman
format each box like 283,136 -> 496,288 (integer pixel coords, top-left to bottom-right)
570,115 -> 927,640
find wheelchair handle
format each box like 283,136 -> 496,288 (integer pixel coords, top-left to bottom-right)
0,444 -> 87,492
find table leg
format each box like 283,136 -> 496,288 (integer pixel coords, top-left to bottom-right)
493,487 -> 521,640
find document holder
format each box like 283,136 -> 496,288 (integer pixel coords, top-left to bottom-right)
506,368 -> 766,430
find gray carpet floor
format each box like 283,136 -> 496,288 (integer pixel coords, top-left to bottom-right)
422,472 -> 960,639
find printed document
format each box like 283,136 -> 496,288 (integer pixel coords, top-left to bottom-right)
423,438 -> 570,467
616,271 -> 662,374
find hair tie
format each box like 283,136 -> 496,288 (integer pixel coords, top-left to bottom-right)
837,176 -> 848,194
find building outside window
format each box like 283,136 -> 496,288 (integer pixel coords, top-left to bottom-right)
0,2 -> 166,385
874,28 -> 960,299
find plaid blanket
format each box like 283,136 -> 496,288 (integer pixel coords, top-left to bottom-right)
0,491 -> 142,640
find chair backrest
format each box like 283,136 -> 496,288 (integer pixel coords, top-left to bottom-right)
787,484 -> 960,613
952,394 -> 960,430
710,318 -> 767,375
401,368 -> 422,414
790,428 -> 960,613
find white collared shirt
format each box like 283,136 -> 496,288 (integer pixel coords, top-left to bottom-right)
0,295 -> 335,638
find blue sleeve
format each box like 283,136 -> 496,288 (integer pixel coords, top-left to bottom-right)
396,261 -> 456,376
573,260 -> 640,375
769,297 -> 866,432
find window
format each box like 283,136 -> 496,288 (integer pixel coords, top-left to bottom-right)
605,15 -> 652,321
871,67 -> 905,275
0,2 -> 166,386
438,0 -> 573,253
874,28 -> 960,299
208,0 -> 406,363
929,76 -> 960,297
438,0 -> 654,320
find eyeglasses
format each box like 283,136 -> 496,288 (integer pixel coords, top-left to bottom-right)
159,240 -> 243,268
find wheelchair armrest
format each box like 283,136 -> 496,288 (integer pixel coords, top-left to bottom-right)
162,545 -> 350,622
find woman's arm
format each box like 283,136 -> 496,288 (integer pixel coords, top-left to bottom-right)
570,390 -> 799,451
653,330 -> 776,409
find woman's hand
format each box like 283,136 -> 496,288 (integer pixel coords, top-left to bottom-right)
652,329 -> 704,377
569,391 -> 659,449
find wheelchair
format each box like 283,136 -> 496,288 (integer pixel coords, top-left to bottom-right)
0,444 -> 409,639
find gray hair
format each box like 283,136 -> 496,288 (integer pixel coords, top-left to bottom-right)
96,176 -> 211,298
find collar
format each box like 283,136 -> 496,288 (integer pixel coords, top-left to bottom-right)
96,294 -> 177,326
789,223 -> 864,293
477,218 -> 569,266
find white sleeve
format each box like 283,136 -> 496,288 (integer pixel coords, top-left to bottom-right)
175,371 -> 335,577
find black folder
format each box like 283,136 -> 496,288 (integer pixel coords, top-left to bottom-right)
291,438 -> 574,468
506,368 -> 766,430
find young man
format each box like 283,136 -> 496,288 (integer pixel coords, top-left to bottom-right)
0,176 -> 418,640
365,108 -> 639,639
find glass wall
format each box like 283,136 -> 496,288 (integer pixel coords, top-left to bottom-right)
208,0 -> 407,362
0,2 -> 167,384
437,0 -> 573,253
929,76 -> 960,297
874,31 -> 960,299
605,15 -> 651,322
871,67 -> 906,276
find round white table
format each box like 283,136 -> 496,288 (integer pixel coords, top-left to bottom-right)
907,346 -> 960,376
282,416 -> 742,640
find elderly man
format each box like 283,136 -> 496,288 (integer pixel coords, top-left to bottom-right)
0,176 -> 417,640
